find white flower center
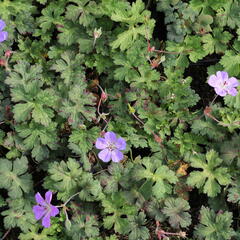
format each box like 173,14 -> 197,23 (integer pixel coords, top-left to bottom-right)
107,142 -> 116,151
43,202 -> 52,214
220,80 -> 228,89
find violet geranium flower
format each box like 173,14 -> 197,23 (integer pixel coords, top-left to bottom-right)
208,71 -> 239,96
95,131 -> 126,162
32,191 -> 59,228
0,20 -> 8,43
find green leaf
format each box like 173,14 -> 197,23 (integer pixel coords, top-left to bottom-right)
58,82 -> 96,128
98,162 -> 125,194
2,198 -> 35,233
31,102 -> 54,126
111,25 -> 148,51
187,150 -> 231,197
16,121 -> 57,150
5,61 -> 43,88
0,157 -> 32,199
219,135 -> 240,166
66,214 -> 99,239
0,129 -> 5,145
145,199 -> 165,221
45,158 -> 82,200
0,195 -> 6,207
6,148 -> 21,160
6,61 -> 58,126
68,127 -> 99,170
37,1 -> 65,33
128,212 -> 150,240
193,14 -> 213,33
57,22 -> 83,46
224,92 -> 240,109
191,119 -> 226,141
65,0 -> 98,27
12,87 -> 57,125
226,1 -> 240,29
19,223 -> 59,240
220,50 -> 240,76
44,158 -> 102,201
103,192 -> 137,234
184,36 -> 208,62
162,198 -> 191,229
202,28 -> 232,54
110,0 -> 155,50
65,218 -> 72,231
130,65 -> 161,90
132,157 -> 178,199
227,178 -> 240,204
36,0 -> 48,4
111,0 -> 145,24
13,103 -> 34,122
51,51 -> 85,86
195,207 -> 235,240
16,121 -> 58,161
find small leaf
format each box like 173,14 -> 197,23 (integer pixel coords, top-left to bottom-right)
162,198 -> 191,229
195,207 -> 235,240
65,218 -> 72,231
187,150 -> 231,197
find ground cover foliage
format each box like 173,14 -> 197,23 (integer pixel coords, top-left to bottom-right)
0,0 -> 240,239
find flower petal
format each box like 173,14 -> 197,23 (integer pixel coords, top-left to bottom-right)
115,137 -> 126,150
111,149 -> 123,162
227,88 -> 238,96
32,205 -> 46,220
95,137 -> 107,149
0,20 -> 6,31
98,149 -> 111,162
104,131 -> 117,143
208,75 -> 218,87
35,192 -> 45,205
42,213 -> 51,228
50,206 -> 59,217
217,71 -> 228,81
0,31 -> 8,42
228,77 -> 239,88
45,191 -> 52,204
215,87 -> 227,96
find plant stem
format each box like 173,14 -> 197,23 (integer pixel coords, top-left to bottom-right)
97,98 -> 102,116
132,112 -> 145,126
102,116 -> 112,132
93,169 -> 108,176
63,192 -> 81,206
129,148 -> 134,161
153,49 -> 192,54
97,83 -> 105,94
210,94 -> 218,106
1,228 -> 11,240
56,192 -> 81,208
146,0 -> 152,9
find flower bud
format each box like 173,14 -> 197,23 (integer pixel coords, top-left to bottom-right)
93,28 -> 102,39
5,50 -> 12,58
204,106 -> 212,116
153,133 -> 162,143
100,131 -> 105,137
148,45 -> 155,52
0,59 -> 6,66
101,91 -> 108,101
179,231 -> 187,238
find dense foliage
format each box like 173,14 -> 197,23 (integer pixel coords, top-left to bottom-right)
0,0 -> 240,239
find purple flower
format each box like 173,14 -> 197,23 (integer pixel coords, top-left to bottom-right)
32,191 -> 59,228
208,71 -> 239,96
95,131 -> 126,162
0,20 -> 8,43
